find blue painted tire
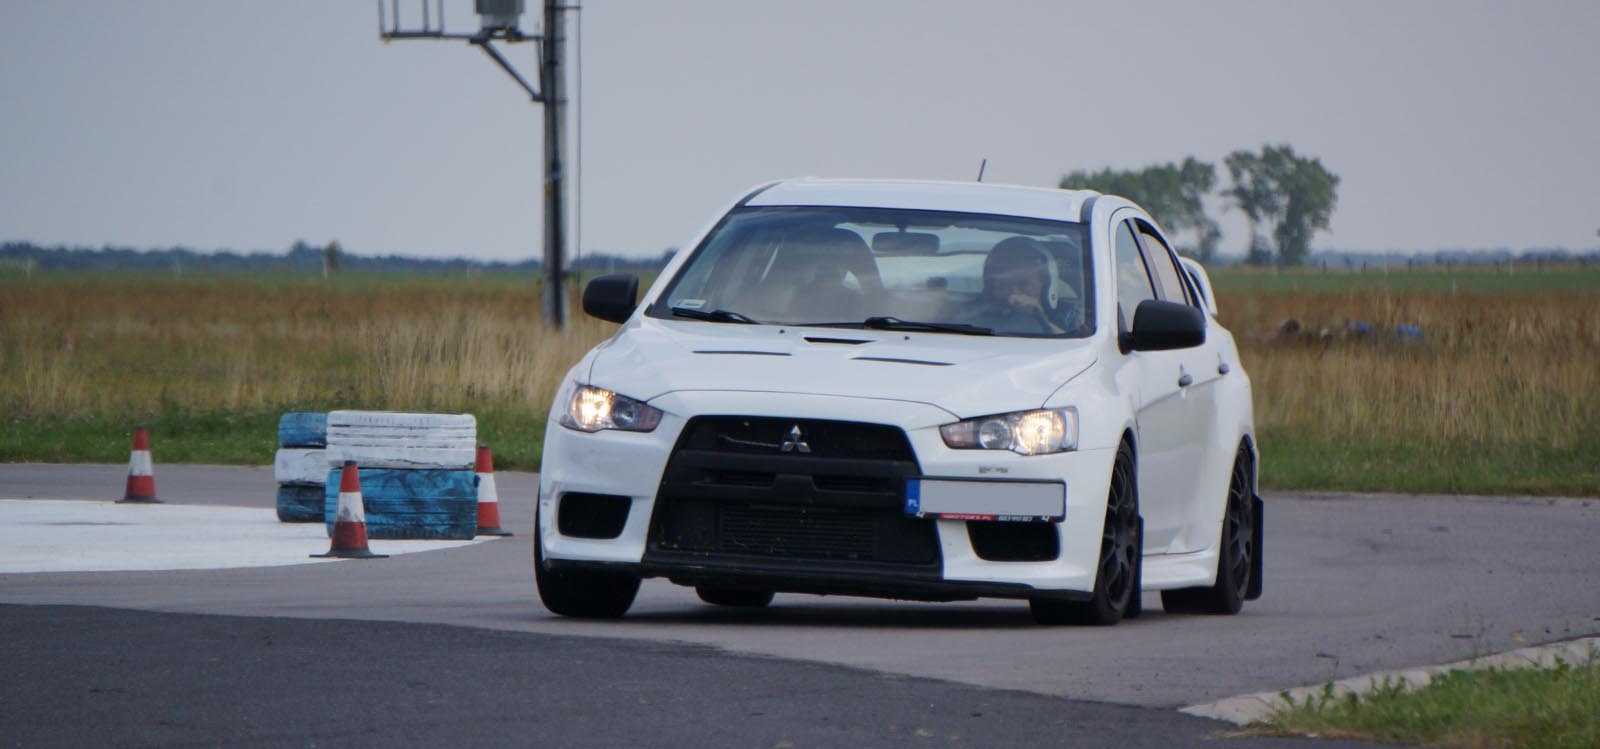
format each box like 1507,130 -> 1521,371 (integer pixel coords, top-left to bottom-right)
323,468 -> 478,540
278,412 -> 328,448
276,484 -> 326,523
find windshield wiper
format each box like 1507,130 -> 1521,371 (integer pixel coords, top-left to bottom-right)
670,306 -> 759,324
860,316 -> 994,336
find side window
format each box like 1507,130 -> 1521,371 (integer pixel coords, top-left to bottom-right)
1137,224 -> 1191,306
1113,221 -> 1156,330
1187,266 -> 1210,308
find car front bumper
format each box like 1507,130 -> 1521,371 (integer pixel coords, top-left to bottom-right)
538,390 -> 1117,599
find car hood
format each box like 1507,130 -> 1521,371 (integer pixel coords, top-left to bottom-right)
586,318 -> 1098,419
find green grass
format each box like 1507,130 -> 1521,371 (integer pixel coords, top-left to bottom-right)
1268,658 -> 1600,748
1262,434 -> 1600,497
0,408 -> 548,471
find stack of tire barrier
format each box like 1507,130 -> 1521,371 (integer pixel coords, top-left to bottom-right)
323,411 -> 478,540
275,413 -> 329,522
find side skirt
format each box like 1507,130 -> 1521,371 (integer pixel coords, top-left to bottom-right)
1139,547 -> 1219,591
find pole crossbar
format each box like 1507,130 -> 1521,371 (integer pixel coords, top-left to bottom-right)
378,30 -> 540,42
380,31 -> 474,40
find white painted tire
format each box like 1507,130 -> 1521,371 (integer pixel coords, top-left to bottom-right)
323,430 -> 476,449
325,446 -> 476,470
327,411 -> 476,430
274,448 -> 328,486
324,411 -> 477,469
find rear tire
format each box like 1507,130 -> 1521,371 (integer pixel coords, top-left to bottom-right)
1030,441 -> 1140,626
695,586 -> 775,608
1161,445 -> 1254,615
534,508 -> 640,619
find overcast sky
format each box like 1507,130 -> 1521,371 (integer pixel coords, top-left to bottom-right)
2,1 -> 1596,260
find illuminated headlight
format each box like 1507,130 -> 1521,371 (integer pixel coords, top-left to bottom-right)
558,385 -> 663,433
939,407 -> 1078,456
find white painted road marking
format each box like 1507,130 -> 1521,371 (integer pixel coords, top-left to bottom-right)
0,499 -> 489,573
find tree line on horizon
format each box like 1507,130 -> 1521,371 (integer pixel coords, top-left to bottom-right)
0,240 -> 676,276
4,147 -> 1596,276
1061,143 -> 1339,266
5,237 -> 1589,279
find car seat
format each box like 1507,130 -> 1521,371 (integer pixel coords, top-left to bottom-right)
756,227 -> 884,323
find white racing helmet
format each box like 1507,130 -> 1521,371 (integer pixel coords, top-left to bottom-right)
983,236 -> 1061,309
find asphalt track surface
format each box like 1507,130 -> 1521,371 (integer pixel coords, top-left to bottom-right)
5,464 -> 1599,746
5,605 -> 1381,748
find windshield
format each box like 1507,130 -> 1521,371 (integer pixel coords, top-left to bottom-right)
650,206 -> 1095,338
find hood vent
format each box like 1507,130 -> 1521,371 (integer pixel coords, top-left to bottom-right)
852,356 -> 952,367
692,350 -> 791,357
803,336 -> 872,345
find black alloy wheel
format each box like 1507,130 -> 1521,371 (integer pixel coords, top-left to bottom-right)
1030,441 -> 1140,626
1161,445 -> 1253,615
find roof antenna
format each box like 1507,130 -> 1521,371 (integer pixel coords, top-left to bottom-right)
976,158 -> 988,182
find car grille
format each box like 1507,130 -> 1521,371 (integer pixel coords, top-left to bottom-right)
676,416 -> 915,461
646,417 -> 937,569
719,505 -> 876,559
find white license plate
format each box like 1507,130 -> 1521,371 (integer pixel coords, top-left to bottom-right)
904,478 -> 1065,522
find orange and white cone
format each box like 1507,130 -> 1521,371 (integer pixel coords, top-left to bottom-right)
475,445 -> 513,537
312,461 -> 388,559
117,426 -> 161,504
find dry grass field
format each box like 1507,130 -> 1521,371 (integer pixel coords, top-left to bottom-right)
0,274 -> 610,468
2,267 -> 1597,494
1218,270 -> 1600,495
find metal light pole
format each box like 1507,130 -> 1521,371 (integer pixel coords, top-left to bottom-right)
378,0 -> 572,329
538,0 -> 566,327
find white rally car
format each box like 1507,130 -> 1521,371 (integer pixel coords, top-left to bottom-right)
536,178 -> 1260,625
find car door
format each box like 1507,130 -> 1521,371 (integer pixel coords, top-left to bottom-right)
1110,216 -> 1191,553
1133,221 -> 1224,552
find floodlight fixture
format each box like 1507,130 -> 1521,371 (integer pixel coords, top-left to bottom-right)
476,0 -> 525,33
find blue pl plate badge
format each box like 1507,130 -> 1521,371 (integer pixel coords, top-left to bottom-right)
905,479 -> 922,515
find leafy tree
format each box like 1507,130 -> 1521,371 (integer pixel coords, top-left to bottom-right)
1060,157 -> 1221,262
1223,144 -> 1339,266
323,240 -> 342,278
1059,159 -> 1221,260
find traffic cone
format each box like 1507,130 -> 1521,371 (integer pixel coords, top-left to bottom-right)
117,426 -> 161,504
312,461 -> 388,559
474,445 -> 513,537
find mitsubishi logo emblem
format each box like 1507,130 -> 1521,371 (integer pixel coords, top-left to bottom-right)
780,424 -> 812,454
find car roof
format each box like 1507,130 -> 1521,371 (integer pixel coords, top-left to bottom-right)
747,178 -> 1102,224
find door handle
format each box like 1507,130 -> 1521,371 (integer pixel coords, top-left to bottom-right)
1177,372 -> 1193,388
1218,362 -> 1231,375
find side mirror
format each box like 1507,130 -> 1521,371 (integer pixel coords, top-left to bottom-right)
1127,299 -> 1205,352
581,274 -> 639,324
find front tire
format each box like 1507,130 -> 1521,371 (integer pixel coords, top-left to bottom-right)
1030,441 -> 1140,626
1161,445 -> 1254,615
534,508 -> 640,619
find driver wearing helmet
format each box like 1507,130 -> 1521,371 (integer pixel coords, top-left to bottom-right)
967,236 -> 1078,334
